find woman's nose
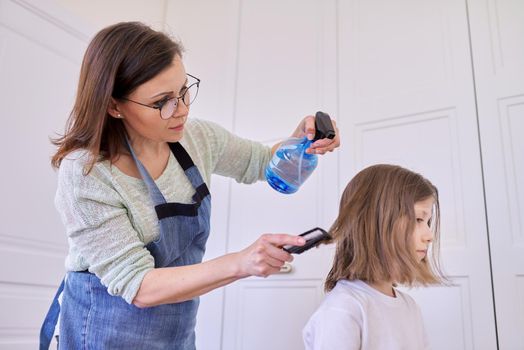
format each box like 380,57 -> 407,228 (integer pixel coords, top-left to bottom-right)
172,99 -> 189,118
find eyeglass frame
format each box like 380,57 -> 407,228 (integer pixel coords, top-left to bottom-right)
118,73 -> 200,120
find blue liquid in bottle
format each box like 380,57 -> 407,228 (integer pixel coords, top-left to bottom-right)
265,111 -> 335,194
265,137 -> 318,194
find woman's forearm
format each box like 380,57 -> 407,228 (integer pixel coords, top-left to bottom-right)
132,252 -> 243,308
132,233 -> 304,308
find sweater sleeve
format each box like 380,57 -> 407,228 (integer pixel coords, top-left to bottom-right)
191,119 -> 272,183
55,152 -> 154,304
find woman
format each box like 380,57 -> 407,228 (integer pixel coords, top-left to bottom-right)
40,21 -> 340,349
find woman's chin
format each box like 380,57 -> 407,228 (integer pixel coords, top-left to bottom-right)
166,129 -> 184,143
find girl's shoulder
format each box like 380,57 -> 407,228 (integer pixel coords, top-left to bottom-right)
393,288 -> 421,309
321,280 -> 369,310
333,279 -> 374,296
331,279 -> 411,307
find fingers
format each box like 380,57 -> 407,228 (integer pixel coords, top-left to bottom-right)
265,254 -> 289,269
292,115 -> 341,150
306,119 -> 340,154
261,233 -> 306,247
253,264 -> 282,277
307,137 -> 340,154
303,116 -> 316,140
291,115 -> 315,139
241,234 -> 306,278
249,250 -> 287,278
263,239 -> 294,263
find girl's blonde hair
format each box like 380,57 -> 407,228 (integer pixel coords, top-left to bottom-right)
325,164 -> 446,292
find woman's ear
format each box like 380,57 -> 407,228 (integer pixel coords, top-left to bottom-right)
107,98 -> 124,119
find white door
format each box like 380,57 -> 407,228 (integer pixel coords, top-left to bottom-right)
0,1 -> 89,348
167,1 -> 340,349
168,1 -> 340,349
337,0 -> 497,349
164,2 -> 260,348
6,1 -> 507,349
219,1 -> 340,349
167,0 -> 500,349
468,0 -> 524,348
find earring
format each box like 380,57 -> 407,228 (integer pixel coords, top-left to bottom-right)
117,113 -> 122,118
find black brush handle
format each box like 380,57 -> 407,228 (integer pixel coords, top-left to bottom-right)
283,227 -> 332,254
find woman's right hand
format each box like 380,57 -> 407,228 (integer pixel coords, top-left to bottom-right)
133,233 -> 306,307
235,234 -> 306,278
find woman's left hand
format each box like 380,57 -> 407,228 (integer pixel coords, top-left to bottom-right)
291,114 -> 340,155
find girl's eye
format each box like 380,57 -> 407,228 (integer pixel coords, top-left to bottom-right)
416,218 -> 424,223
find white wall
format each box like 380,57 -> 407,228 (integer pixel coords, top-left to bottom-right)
1,0 -> 523,349
468,0 -> 524,347
54,0 -> 167,31
0,0 -> 90,348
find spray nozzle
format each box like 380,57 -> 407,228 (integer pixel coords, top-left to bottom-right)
313,111 -> 336,141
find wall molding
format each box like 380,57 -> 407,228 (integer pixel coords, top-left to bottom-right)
10,0 -> 91,41
354,107 -> 467,247
497,94 -> 524,245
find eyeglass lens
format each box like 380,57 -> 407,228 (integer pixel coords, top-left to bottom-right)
160,83 -> 199,119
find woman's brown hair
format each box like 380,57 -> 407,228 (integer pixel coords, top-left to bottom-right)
325,164 -> 446,292
51,22 -> 183,173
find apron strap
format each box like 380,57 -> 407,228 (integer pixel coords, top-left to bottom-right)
168,142 -> 209,193
193,183 -> 210,202
125,139 -> 210,205
39,278 -> 64,350
151,143 -> 210,219
155,202 -> 201,218
168,142 -> 194,171
154,183 -> 210,219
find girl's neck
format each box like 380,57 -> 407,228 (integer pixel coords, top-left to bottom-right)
366,280 -> 396,297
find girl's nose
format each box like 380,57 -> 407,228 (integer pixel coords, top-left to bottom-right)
423,225 -> 434,243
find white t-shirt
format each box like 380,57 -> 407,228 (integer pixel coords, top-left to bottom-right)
303,279 -> 430,350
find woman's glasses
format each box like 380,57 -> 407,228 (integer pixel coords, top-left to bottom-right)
121,73 -> 200,120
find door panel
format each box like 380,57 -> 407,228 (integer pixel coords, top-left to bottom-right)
222,1 -> 339,349
164,2 -> 244,348
0,0 -> 89,348
406,278 -> 474,350
225,280 -> 323,350
468,0 -> 524,347
338,0 -> 497,348
354,109 -> 466,247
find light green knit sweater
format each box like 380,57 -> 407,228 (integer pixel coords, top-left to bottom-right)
55,118 -> 271,303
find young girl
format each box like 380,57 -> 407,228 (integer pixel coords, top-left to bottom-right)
303,164 -> 445,350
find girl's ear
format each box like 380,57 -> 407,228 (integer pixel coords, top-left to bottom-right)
107,98 -> 124,119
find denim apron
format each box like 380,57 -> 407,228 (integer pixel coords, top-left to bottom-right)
40,142 -> 211,349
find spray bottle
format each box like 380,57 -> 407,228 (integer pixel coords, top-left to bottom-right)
265,111 -> 335,194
